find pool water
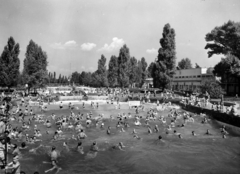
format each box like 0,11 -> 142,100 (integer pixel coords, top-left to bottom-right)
7,103 -> 240,174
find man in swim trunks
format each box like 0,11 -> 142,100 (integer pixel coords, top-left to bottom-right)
78,129 -> 87,139
50,146 -> 59,162
4,155 -> 21,174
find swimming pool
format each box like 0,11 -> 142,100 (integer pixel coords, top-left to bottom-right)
8,103 -> 240,174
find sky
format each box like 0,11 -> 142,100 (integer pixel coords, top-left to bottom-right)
0,0 -> 240,76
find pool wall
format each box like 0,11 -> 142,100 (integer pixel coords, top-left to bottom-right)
179,103 -> 240,128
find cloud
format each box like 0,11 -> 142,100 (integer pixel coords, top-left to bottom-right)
98,37 -> 124,52
81,43 -> 96,51
81,66 -> 85,70
50,40 -> 78,49
178,42 -> 192,47
146,48 -> 158,54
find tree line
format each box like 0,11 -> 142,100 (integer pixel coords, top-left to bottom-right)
69,47 -> 148,88
0,21 -> 239,92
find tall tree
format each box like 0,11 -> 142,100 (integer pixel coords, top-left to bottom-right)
129,57 -> 138,86
91,71 -> 101,87
48,72 -> 52,83
147,62 -> 155,78
213,54 -> 240,78
200,79 -> 224,98
71,71 -> 80,85
80,71 -> 92,86
0,37 -> 20,88
140,57 -> 148,86
108,55 -> 118,87
22,40 -> 48,89
96,55 -> 108,87
153,23 -> 176,89
205,20 -> 240,59
177,58 -> 192,69
118,44 -> 130,87
53,72 -> 56,83
195,63 -> 201,68
152,61 -> 171,89
58,74 -> 62,84
136,60 -> 143,87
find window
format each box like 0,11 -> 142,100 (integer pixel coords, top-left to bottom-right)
197,75 -> 201,78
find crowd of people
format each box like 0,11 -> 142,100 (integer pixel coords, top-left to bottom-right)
180,93 -> 239,116
0,88 -> 237,174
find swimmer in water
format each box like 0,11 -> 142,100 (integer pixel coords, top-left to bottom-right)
77,142 -> 84,154
12,144 -> 22,158
132,129 -> 137,134
206,129 -> 211,135
107,126 -> 111,135
100,122 -> 104,129
158,135 -> 163,140
148,127 -> 152,134
133,134 -> 142,140
120,127 -> 125,132
167,125 -> 172,131
155,135 -> 165,144
220,126 -> 228,135
63,142 -> 70,152
112,142 -> 125,151
82,102 -> 85,109
69,134 -> 77,140
173,130 -> 181,136
29,144 -> 43,154
78,129 -> 87,140
110,115 -> 114,120
19,142 -> 28,150
118,142 -> 125,150
90,141 -> 99,152
44,160 -> 62,174
192,131 -> 196,136
154,125 -> 159,132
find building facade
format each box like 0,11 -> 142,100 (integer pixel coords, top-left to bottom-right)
171,68 -> 215,92
220,74 -> 240,96
142,78 -> 153,89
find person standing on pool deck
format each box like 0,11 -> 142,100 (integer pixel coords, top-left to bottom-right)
59,102 -> 63,109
